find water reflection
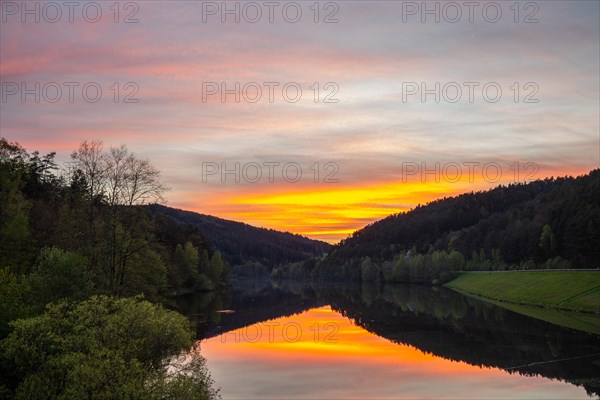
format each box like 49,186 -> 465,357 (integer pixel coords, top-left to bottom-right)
179,279 -> 600,399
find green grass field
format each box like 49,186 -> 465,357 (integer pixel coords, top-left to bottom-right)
446,271 -> 600,334
446,271 -> 600,314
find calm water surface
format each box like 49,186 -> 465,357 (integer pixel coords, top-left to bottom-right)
180,280 -> 600,399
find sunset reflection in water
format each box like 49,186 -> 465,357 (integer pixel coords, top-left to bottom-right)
200,306 -> 589,399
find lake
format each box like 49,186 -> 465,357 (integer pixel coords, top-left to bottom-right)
177,279 -> 600,399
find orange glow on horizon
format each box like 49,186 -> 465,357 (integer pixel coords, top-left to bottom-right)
177,181 -> 469,243
175,165 -> 593,243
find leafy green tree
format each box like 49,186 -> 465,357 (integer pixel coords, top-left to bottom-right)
391,255 -> 409,282
360,256 -> 379,282
207,251 -> 224,285
123,247 -> 168,301
2,296 -> 219,400
0,139 -> 32,274
539,224 -> 556,259
199,249 -> 210,274
449,251 -> 465,270
0,268 -> 31,337
28,247 -> 95,307
174,242 -> 200,289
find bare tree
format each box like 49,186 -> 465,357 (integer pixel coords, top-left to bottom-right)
123,157 -> 168,206
104,145 -> 132,207
104,145 -> 167,207
70,140 -> 106,249
70,141 -> 167,208
69,141 -> 168,290
103,145 -> 168,288
70,140 -> 106,202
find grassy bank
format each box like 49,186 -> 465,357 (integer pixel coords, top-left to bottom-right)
446,271 -> 600,313
446,271 -> 600,334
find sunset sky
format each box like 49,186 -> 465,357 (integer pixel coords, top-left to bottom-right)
1,1 -> 598,243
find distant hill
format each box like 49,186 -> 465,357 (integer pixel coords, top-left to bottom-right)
148,204 -> 330,270
327,169 -> 599,269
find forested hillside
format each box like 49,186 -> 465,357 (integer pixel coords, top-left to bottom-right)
273,170 -> 600,283
150,205 -> 330,273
